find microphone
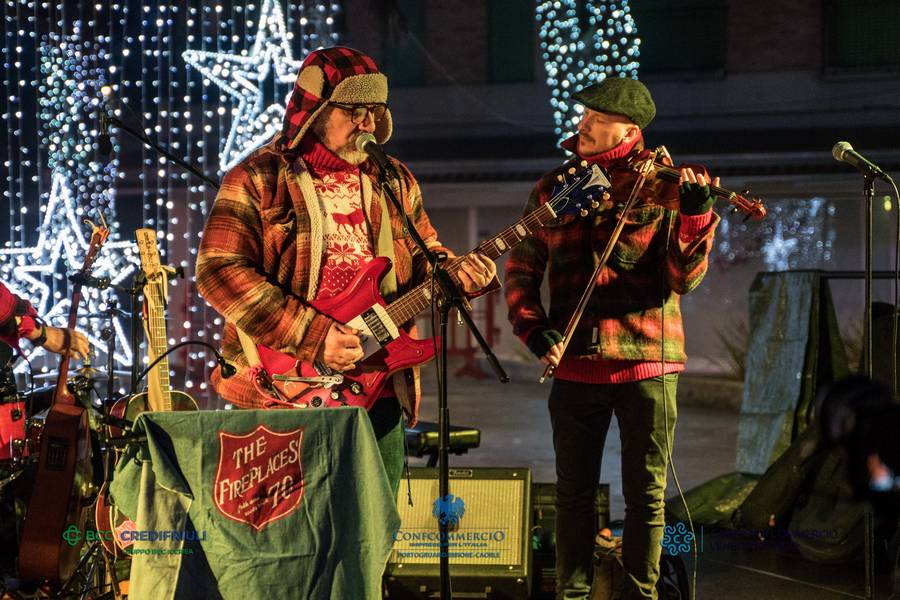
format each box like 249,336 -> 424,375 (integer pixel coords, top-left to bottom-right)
355,133 -> 395,175
133,340 -> 238,386
832,142 -> 890,181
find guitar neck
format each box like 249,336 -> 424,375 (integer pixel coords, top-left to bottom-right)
386,202 -> 559,325
145,280 -> 173,412
53,285 -> 84,405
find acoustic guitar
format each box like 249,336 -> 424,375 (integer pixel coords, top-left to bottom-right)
95,228 -> 196,555
18,219 -> 109,586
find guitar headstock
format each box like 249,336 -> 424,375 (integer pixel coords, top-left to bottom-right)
548,162 -> 612,218
135,228 -> 163,280
80,217 -> 110,274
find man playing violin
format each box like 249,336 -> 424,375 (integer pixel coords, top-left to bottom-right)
196,47 -> 496,498
505,78 -> 719,600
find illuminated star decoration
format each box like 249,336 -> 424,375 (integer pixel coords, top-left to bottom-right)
182,0 -> 305,172
536,1 -> 641,149
715,197 -> 835,271
0,27 -> 135,371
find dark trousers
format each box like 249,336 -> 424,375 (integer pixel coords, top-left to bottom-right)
368,396 -> 405,498
549,375 -> 678,600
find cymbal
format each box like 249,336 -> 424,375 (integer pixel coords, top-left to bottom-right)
81,309 -> 130,319
73,365 -> 105,379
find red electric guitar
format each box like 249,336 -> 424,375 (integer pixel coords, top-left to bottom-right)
255,163 -> 611,409
18,218 -> 109,587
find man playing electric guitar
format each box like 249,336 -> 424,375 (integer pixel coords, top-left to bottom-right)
196,47 -> 496,497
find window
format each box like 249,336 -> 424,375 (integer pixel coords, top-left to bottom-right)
629,0 -> 727,74
489,0 -> 535,83
826,0 -> 900,70
382,0 -> 427,87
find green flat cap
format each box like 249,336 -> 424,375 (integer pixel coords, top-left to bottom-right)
572,78 -> 656,128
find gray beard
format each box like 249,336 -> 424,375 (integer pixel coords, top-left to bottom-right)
333,139 -> 369,166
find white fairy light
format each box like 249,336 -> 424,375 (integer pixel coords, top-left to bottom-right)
536,1 -> 641,149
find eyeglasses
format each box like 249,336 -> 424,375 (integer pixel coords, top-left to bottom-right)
331,102 -> 388,125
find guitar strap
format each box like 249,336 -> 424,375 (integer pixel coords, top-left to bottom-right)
361,172 -> 398,301
236,326 -> 261,367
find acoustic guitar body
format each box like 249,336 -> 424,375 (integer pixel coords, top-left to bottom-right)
18,403 -> 92,586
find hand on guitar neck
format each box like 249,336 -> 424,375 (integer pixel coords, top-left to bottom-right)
455,253 -> 496,294
24,323 -> 90,359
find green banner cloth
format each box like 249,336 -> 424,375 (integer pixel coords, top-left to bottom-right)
109,407 -> 400,600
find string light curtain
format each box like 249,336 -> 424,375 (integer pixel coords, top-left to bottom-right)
536,0 -> 641,150
0,1 -> 342,407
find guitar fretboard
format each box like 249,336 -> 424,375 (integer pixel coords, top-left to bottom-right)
145,276 -> 173,412
386,202 -> 558,326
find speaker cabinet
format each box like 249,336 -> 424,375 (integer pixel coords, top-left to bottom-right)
384,467 -> 532,599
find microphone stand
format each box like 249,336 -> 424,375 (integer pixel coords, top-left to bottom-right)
102,105 -> 218,391
864,174 -> 875,380
105,113 -> 220,190
373,168 -> 507,600
128,272 -> 146,395
862,174 -> 875,600
103,299 -> 118,405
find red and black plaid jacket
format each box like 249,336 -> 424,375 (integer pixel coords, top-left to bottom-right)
0,281 -> 38,350
505,149 -> 719,364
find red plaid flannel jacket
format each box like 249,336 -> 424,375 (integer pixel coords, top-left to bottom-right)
505,150 -> 719,364
196,143 -> 448,422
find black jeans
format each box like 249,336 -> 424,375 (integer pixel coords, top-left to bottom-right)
368,396 -> 404,499
549,375 -> 678,600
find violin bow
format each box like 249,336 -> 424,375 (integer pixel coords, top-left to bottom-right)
540,156 -> 656,383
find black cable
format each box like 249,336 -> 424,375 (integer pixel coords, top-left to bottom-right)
662,208 -> 698,600
134,340 -> 235,389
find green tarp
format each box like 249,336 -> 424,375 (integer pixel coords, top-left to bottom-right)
668,270 -> 849,527
109,407 -> 400,600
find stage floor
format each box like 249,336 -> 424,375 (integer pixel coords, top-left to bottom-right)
414,363 -> 886,599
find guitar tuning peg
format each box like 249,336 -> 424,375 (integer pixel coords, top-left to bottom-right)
591,200 -> 599,209
602,192 -> 611,201
557,174 -> 565,182
568,167 -> 576,175
579,209 -> 589,217
580,160 -> 588,167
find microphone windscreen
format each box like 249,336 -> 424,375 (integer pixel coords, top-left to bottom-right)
832,141 -> 852,162
355,132 -> 377,154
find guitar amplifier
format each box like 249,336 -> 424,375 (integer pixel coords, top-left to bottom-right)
384,467 -> 532,599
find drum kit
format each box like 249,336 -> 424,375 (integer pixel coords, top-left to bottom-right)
1,306 -> 139,598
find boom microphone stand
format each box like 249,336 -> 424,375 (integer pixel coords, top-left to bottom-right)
370,162 -> 509,600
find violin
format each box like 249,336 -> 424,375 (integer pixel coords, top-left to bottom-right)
605,146 -> 767,220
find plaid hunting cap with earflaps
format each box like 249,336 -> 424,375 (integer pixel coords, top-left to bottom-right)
279,46 -> 392,152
